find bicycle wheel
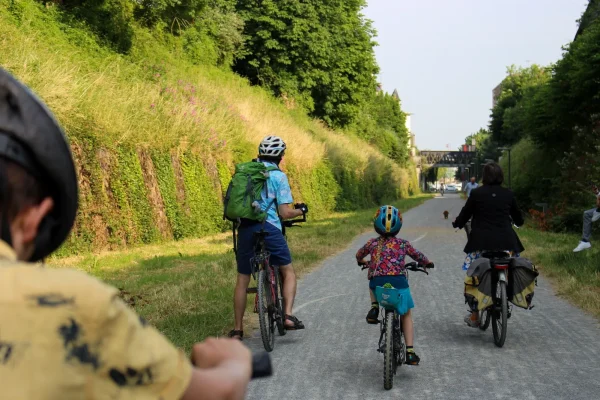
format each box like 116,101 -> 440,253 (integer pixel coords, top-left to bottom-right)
274,266 -> 286,336
491,281 -> 508,347
395,316 -> 406,368
479,308 -> 491,331
383,311 -> 394,390
257,269 -> 275,352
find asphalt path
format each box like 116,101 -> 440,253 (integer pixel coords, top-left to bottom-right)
245,194 -> 600,400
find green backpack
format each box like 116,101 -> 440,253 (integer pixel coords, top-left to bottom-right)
223,161 -> 279,222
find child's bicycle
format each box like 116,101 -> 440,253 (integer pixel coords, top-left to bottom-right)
360,261 -> 432,390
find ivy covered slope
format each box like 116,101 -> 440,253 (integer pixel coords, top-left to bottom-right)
0,1 -> 418,256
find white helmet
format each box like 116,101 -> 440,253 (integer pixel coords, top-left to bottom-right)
258,135 -> 286,157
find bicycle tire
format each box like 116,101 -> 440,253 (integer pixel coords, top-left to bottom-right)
257,269 -> 275,352
383,311 -> 394,390
492,281 -> 508,347
274,266 -> 286,336
395,316 -> 406,368
479,308 -> 491,331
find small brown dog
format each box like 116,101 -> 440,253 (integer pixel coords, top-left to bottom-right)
443,210 -> 449,219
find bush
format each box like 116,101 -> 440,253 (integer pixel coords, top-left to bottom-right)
55,0 -> 135,53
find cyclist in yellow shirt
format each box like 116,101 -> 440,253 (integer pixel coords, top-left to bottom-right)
0,67 -> 253,399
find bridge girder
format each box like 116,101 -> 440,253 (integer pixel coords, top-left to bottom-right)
419,151 -> 477,168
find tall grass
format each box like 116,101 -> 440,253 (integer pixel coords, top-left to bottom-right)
1,1 -> 368,166
0,1 -> 419,254
519,226 -> 600,318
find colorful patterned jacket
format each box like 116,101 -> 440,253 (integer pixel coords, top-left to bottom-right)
356,236 -> 431,279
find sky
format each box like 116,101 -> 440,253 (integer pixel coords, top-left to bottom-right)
363,0 -> 588,150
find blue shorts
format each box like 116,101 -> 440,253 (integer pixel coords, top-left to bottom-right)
236,222 -> 292,275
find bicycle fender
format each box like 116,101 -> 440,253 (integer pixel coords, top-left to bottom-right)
498,271 -> 507,282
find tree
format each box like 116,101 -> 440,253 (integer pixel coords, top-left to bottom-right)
489,65 -> 550,146
233,0 -> 379,128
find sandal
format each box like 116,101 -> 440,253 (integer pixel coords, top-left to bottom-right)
284,315 -> 305,330
227,330 -> 244,340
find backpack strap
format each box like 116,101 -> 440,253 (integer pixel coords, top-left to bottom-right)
232,218 -> 240,255
261,161 -> 281,222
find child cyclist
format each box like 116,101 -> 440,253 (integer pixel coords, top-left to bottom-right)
356,205 -> 434,365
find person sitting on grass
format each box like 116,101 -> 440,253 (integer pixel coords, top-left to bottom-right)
573,183 -> 600,252
356,205 -> 434,366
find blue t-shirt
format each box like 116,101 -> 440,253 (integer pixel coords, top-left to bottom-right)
259,161 -> 293,230
465,182 -> 479,197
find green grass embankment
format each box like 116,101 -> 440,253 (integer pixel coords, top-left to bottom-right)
1,0 -> 419,256
519,226 -> 599,318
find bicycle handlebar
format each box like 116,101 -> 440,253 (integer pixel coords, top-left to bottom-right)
282,213 -> 307,228
251,352 -> 272,379
358,261 -> 432,274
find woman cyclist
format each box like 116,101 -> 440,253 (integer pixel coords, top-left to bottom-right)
452,162 -> 524,327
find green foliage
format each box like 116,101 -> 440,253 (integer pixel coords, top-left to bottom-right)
350,91 -> 410,165
233,0 -> 379,128
489,65 -> 550,146
51,0 -> 135,53
485,13 -> 600,232
116,147 -> 160,243
180,152 -> 225,235
134,0 -> 208,28
151,151 -> 188,239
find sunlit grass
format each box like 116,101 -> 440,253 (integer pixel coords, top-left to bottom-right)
519,225 -> 600,318
0,1 -> 400,175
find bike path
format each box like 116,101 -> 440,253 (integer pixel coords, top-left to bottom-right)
245,194 -> 600,400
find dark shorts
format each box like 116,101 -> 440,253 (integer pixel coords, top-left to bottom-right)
369,275 -> 409,292
236,222 -> 292,275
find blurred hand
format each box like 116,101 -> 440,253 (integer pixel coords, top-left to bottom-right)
191,338 -> 252,373
294,203 -> 309,214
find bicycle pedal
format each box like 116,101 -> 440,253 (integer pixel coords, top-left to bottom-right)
246,288 -> 258,294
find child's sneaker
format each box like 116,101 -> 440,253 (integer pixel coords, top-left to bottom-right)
405,351 -> 420,365
366,307 -> 379,324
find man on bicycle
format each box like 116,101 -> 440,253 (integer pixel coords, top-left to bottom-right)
0,68 -> 253,399
229,136 -> 307,340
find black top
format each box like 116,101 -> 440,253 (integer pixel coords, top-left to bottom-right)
455,185 -> 525,254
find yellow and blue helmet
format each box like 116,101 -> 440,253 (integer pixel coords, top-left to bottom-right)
374,205 -> 402,236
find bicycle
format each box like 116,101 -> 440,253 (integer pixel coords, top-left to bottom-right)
361,261 -> 432,390
248,214 -> 307,352
474,251 -> 512,347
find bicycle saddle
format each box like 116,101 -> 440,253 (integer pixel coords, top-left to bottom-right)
481,251 -> 511,264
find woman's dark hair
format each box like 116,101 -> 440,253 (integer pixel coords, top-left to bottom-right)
482,162 -> 504,186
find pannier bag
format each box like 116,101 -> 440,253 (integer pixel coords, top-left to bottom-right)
464,258 -> 494,311
508,257 -> 538,309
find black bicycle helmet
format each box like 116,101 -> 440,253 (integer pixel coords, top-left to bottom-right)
0,67 -> 78,261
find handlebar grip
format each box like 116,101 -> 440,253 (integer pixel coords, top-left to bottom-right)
251,352 -> 272,379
